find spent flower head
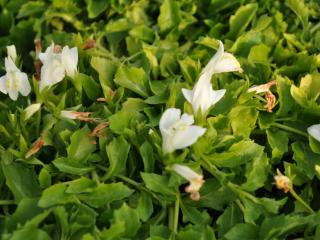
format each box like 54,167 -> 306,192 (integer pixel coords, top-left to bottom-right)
172,164 -> 205,201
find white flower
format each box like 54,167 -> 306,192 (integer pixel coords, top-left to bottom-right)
182,41 -> 242,114
0,57 -> 31,101
308,124 -> 320,142
7,45 -> 17,63
159,108 -> 206,153
61,46 -> 78,78
39,43 -> 78,91
24,103 -> 41,120
182,75 -> 226,114
172,164 -> 205,200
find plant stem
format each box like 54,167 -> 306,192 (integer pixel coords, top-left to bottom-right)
289,188 -> 314,214
173,195 -> 180,234
271,123 -> 308,137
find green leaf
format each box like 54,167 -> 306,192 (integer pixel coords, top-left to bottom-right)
259,215 -> 308,240
38,183 -> 75,208
67,126 -> 96,163
66,177 -> 97,194
90,56 -> 116,92
137,191 -> 153,222
85,0 -> 109,19
241,152 -> 269,191
139,141 -> 155,173
79,73 -> 102,100
276,75 -> 295,116
112,203 -> 141,237
104,136 -> 130,179
114,66 -> 150,97
129,25 -> 155,43
109,110 -> 139,134
285,0 -> 309,29
17,2 -> 46,19
229,105 -> 258,138
9,226 -> 51,240
205,140 -> 263,168
53,157 -> 95,175
266,129 -> 289,161
216,203 -> 243,237
141,172 -> 177,197
5,198 -> 44,232
228,3 -> 258,39
1,151 -> 41,201
79,182 -> 133,208
157,0 -> 180,33
100,221 -> 125,240
248,44 -> 270,63
225,223 -> 259,240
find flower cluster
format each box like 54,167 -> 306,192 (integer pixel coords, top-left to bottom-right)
0,43 -> 78,100
159,41 -> 242,200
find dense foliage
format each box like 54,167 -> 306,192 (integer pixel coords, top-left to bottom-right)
0,0 -> 320,239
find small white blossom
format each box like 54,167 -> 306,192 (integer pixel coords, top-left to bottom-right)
307,124 -> 320,142
182,41 -> 242,114
61,46 -> 78,78
159,108 -> 206,154
0,57 -> 31,101
7,45 -> 17,63
172,164 -> 205,200
24,103 -> 41,120
39,42 -> 78,91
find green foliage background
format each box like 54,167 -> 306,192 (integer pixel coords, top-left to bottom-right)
0,0 -> 320,239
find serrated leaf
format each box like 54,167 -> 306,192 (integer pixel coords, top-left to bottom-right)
114,66 -> 150,97
228,3 -> 258,39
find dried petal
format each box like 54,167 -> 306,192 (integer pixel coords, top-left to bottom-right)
25,137 -> 45,159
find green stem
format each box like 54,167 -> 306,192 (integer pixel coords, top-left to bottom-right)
271,123 -> 308,137
36,109 -> 41,137
173,195 -> 180,234
289,188 -> 314,214
0,200 -> 16,205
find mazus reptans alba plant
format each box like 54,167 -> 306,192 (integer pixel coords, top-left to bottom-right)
159,108 -> 206,154
182,40 -> 242,115
0,45 -> 31,101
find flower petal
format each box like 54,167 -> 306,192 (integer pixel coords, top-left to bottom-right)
39,42 -> 55,63
18,72 -> 31,96
181,88 -> 194,103
159,108 -> 181,134
201,40 -> 224,76
62,46 -> 78,78
209,89 -> 226,106
180,113 -> 194,125
171,125 -> 206,150
24,103 -> 41,120
8,86 -> 19,101
308,124 -> 320,142
5,57 -> 19,72
213,52 -> 242,73
172,164 -> 203,181
39,59 -> 65,91
7,45 -> 17,62
0,76 -> 8,94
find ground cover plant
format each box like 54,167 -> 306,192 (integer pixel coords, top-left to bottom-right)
0,0 -> 320,239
